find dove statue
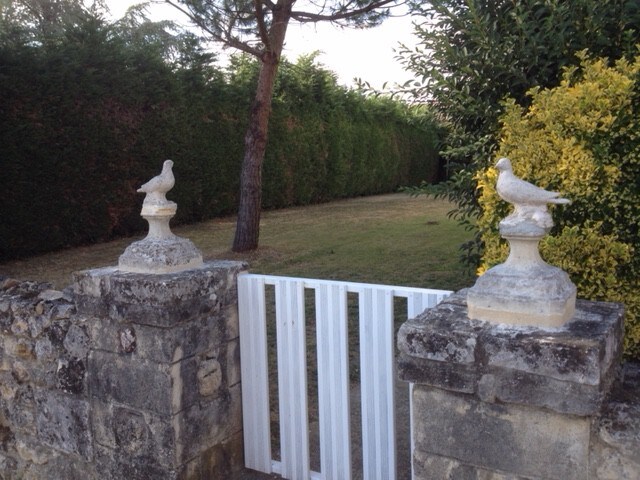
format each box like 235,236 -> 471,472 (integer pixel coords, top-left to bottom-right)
496,157 -> 569,207
466,157 -> 577,327
495,157 -> 569,229
119,159 -> 203,273
137,159 -> 175,206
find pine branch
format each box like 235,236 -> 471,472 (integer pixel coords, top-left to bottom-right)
164,0 -> 263,56
291,0 -> 397,24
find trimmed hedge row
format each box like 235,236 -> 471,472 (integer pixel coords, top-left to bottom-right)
0,20 -> 440,261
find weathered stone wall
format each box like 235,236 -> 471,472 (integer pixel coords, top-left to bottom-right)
0,278 -> 91,480
592,361 -> 640,479
399,290 -> 640,480
4,267 -> 639,480
0,260 -> 247,480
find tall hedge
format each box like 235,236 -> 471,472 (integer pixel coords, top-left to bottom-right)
476,54 -> 640,359
0,18 -> 441,261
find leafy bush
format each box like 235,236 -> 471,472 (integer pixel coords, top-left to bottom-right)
476,54 -> 640,358
401,0 -> 640,266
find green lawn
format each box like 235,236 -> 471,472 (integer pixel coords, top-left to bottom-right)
0,193 -> 474,291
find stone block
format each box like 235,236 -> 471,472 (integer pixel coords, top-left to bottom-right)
87,310 -> 232,363
0,425 -> 14,460
95,443 -> 179,480
197,356 -> 223,397
27,314 -> 50,338
44,319 -> 70,349
91,400 -> 176,469
476,369 -> 605,415
398,292 -> 624,415
88,350 -> 193,415
88,350 -> 171,414
480,304 -> 623,386
176,432 -> 244,480
88,349 -> 230,416
0,370 -> 18,400
198,431 -> 244,480
56,356 -> 86,394
412,386 -> 590,480
34,390 -> 92,459
590,362 -> 640,479
3,337 -> 34,361
0,452 -> 18,480
175,383 -> 242,463
398,355 -> 478,394
90,379 -> 243,474
63,324 -> 90,358
413,450 -> 530,480
2,383 -> 35,434
34,336 -> 55,361
590,443 -> 640,480
15,439 -> 54,466
72,261 -> 247,328
47,302 -> 76,321
11,441 -> 97,480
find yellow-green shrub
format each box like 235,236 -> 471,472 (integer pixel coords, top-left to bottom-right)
476,53 -> 640,358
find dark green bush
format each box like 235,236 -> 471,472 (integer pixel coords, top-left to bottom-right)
0,17 -> 441,261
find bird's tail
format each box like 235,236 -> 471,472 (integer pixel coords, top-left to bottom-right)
550,198 -> 571,204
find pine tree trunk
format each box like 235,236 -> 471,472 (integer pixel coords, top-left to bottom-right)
231,55 -> 278,252
232,5 -> 291,252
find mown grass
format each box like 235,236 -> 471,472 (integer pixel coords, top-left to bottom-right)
0,193 -> 474,291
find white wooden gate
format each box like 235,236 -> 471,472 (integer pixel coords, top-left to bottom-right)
238,273 -> 451,480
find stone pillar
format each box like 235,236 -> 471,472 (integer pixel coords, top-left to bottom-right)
398,291 -> 625,480
72,260 -> 247,479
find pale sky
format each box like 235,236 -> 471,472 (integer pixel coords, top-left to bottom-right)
105,0 -> 419,89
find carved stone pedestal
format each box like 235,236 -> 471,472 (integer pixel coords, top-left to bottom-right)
467,215 -> 576,328
118,188 -> 203,275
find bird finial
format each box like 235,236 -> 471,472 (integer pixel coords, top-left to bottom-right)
466,158 -> 577,327
137,160 -> 175,206
495,157 -> 569,207
495,157 -> 570,231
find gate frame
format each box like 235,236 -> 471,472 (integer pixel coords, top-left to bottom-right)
238,273 -> 451,480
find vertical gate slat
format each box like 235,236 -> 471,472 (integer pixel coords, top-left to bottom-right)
407,291 -> 436,319
407,291 -> 425,319
407,291 -> 433,480
316,283 -> 352,480
238,274 -> 272,473
276,279 -> 310,479
359,287 -> 396,480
